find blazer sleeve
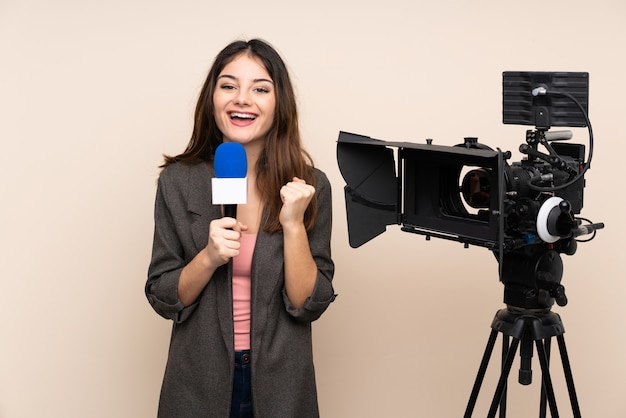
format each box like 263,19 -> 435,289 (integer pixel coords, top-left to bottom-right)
145,168 -> 199,323
283,169 -> 337,322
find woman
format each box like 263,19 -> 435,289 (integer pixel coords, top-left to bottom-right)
146,39 -> 336,418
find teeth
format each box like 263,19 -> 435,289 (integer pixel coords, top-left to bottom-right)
231,112 -> 255,119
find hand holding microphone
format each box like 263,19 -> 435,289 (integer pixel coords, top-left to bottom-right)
205,217 -> 248,267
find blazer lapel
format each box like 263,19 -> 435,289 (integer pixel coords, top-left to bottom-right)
187,163 -> 217,252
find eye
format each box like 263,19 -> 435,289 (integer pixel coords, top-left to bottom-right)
219,83 -> 236,90
254,87 -> 271,94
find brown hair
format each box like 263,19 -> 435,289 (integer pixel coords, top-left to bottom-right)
162,39 -> 317,233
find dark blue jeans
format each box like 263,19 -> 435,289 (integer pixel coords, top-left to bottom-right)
230,350 -> 253,418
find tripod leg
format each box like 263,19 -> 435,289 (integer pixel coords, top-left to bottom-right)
464,329 -> 499,418
535,339 -> 560,418
539,337 -> 551,418
487,338 -> 520,418
557,335 -> 582,418
500,335 -> 510,418
519,333 -> 534,385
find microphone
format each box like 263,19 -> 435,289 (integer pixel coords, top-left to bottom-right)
212,142 -> 248,219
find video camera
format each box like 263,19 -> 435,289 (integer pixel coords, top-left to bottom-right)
337,71 -> 604,310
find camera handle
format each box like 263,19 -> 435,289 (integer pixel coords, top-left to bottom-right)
522,129 -> 578,176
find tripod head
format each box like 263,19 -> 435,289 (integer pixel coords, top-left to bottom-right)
499,245 -> 566,310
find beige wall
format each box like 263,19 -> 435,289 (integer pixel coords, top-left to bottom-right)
1,0 -> 624,417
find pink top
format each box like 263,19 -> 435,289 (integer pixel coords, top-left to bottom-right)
232,233 -> 256,351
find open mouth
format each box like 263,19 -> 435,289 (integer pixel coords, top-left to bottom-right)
229,112 -> 257,122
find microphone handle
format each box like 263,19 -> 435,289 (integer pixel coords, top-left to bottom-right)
224,204 -> 237,219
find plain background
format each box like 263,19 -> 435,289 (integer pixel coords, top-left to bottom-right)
1,0 -> 624,417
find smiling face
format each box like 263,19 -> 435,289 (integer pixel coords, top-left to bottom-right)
213,53 -> 276,150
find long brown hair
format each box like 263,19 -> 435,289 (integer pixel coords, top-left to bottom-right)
162,39 -> 317,233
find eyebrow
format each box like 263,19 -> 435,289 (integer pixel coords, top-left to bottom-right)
217,74 -> 274,84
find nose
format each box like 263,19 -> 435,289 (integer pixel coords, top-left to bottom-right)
234,89 -> 251,105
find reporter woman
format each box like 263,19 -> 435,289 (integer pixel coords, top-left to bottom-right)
146,39 -> 336,418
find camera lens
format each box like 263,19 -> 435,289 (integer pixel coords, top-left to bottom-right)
461,169 -> 491,208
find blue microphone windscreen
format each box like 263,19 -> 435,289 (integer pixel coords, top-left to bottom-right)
214,142 -> 247,178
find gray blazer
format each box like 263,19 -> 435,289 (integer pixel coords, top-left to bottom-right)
146,161 -> 336,417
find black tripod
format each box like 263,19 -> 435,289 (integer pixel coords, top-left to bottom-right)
463,306 -> 581,418
463,244 -> 585,418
